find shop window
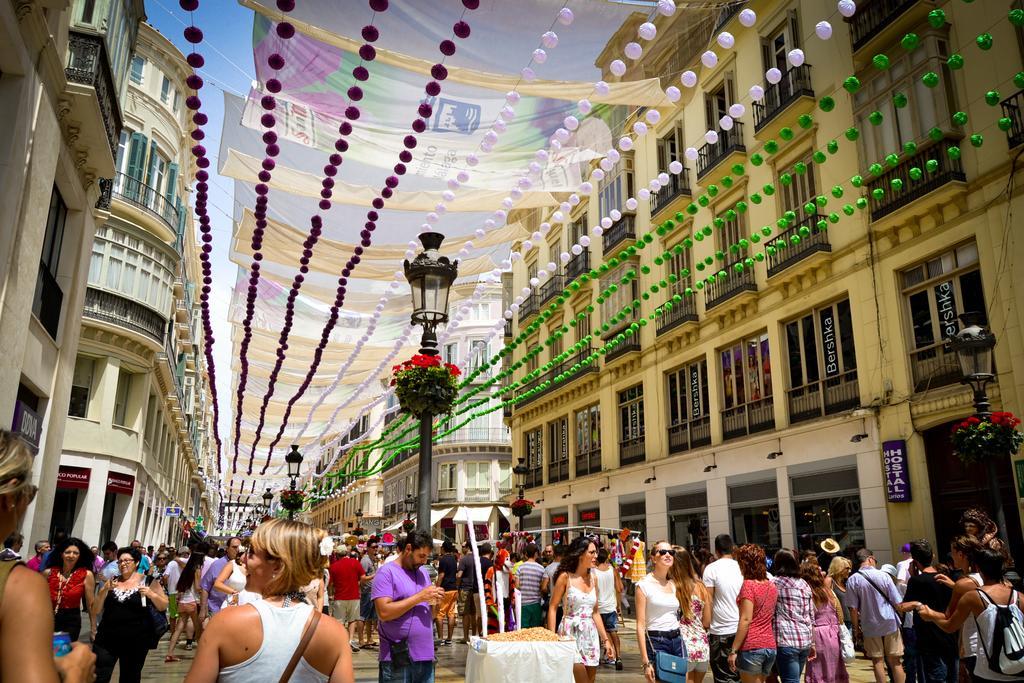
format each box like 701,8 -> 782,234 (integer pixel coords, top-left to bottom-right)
68,356 -> 95,418
575,404 -> 601,476
620,500 -> 647,542
791,468 -> 864,554
524,428 -> 543,488
729,480 -> 781,554
112,369 -> 132,427
130,56 -> 144,85
548,417 -> 569,483
666,358 -> 711,453
901,241 -> 985,392
720,333 -> 774,439
668,489 -> 709,552
785,299 -> 859,423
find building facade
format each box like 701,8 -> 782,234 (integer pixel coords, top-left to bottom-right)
52,21 -> 216,547
509,0 -> 1024,562
0,0 -> 146,543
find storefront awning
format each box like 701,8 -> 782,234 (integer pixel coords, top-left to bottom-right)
452,505 -> 512,524
381,506 -> 454,531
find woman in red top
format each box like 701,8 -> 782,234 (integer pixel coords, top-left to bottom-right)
44,538 -> 97,641
727,544 -> 778,683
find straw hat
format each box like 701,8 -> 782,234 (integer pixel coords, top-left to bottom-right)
819,538 -> 841,554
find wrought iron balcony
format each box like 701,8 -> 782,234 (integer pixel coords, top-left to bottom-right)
113,173 -> 181,235
651,171 -> 691,215
439,427 -> 510,444
656,293 -> 697,335
83,287 -> 166,345
705,260 -> 757,310
538,274 -> 564,305
566,249 -> 591,281
849,0 -> 924,52
524,465 -> 543,489
516,347 -> 598,408
66,31 -> 122,160
697,122 -> 745,179
605,339 -> 641,363
753,65 -> 814,133
575,448 -> 602,477
667,415 -> 712,454
866,134 -> 966,221
32,264 -> 63,340
1001,90 -> 1024,149
722,397 -> 775,440
519,293 -> 539,321
714,1 -> 746,31
787,370 -> 860,425
602,214 -> 636,254
619,435 -> 646,466
909,343 -> 962,393
766,214 -> 831,277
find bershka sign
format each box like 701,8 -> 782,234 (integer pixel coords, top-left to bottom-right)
107,472 -> 135,495
819,308 -> 839,377
883,440 -> 912,502
57,466 -> 91,490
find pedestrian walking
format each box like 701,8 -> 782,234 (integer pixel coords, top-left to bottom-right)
434,540 -> 458,644
827,556 -> 854,632
549,536 -> 613,683
43,537 -> 96,641
516,542 -> 546,629
637,540 -> 684,683
704,534 -> 744,682
801,559 -> 849,683
0,531 -> 23,560
184,518 -> 355,683
945,535 -> 983,680
456,541 -> 479,642
329,546 -> 366,652
900,540 -> 958,682
359,540 -> 380,648
202,536 -> 242,614
0,429 -> 96,683
671,547 -> 712,682
93,546 -> 169,683
26,538 -> 50,572
372,530 -> 445,683
165,548 -> 206,660
726,544 -> 778,683
595,547 -> 624,670
845,548 -> 907,683
770,549 -> 814,683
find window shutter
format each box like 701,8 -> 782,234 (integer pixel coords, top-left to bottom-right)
175,197 -> 185,251
761,37 -> 772,72
125,132 -> 147,200
144,140 -> 158,188
165,162 -> 178,202
789,10 -> 801,50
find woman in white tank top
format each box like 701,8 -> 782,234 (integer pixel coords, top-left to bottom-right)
183,520 -> 354,683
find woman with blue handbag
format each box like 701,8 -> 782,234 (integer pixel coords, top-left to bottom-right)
636,541 -> 687,682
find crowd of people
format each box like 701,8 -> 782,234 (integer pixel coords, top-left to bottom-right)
2,423 -> 1023,683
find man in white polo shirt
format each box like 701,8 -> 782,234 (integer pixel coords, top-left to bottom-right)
703,534 -> 744,683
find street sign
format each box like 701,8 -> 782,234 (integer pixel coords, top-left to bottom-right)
164,506 -> 182,517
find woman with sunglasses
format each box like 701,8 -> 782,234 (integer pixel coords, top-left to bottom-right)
43,538 -> 97,642
548,536 -> 613,683
0,431 -> 96,683
92,546 -> 168,683
637,541 -> 686,682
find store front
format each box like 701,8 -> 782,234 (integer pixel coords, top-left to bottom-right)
667,488 -> 709,552
52,466 -> 91,540
790,466 -> 864,555
619,499 -> 647,543
549,509 -> 569,545
729,479 -> 781,555
577,505 -> 600,528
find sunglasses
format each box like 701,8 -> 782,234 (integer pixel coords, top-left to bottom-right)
654,549 -> 674,557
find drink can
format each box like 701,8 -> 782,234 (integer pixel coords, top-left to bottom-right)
53,632 -> 72,657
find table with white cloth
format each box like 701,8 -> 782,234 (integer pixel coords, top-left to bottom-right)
465,637 -> 577,682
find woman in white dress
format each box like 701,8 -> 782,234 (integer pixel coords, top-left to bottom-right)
212,547 -> 251,607
548,537 -> 614,683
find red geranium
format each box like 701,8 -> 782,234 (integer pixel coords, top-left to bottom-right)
392,353 -> 460,416
950,411 -> 1024,464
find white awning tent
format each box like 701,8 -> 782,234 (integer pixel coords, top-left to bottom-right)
381,506 -> 455,531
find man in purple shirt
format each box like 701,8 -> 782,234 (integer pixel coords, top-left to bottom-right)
199,536 -> 242,618
372,530 -> 445,683
845,548 -> 907,683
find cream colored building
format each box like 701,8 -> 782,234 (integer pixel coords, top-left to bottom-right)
509,0 -> 1024,562
53,20 -> 216,547
0,0 -> 145,544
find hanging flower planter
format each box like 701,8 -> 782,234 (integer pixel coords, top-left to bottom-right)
950,412 -> 1024,465
510,498 -> 534,517
279,489 -> 305,512
402,519 -> 416,533
391,354 -> 460,416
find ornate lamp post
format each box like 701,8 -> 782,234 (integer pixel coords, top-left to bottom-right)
355,508 -> 363,533
262,488 -> 273,514
947,312 -> 1006,540
512,457 -> 530,530
404,494 -> 417,517
403,232 -> 458,534
285,444 -> 304,520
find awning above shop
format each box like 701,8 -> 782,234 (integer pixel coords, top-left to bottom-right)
381,506 -> 454,531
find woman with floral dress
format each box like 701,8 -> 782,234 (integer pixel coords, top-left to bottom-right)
670,548 -> 711,682
549,537 -> 613,683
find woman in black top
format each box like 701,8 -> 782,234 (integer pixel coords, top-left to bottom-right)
92,547 -> 168,683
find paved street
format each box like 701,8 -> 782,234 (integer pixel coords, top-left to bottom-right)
126,620 -> 880,682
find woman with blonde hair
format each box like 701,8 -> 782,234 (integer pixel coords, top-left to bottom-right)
670,547 -> 712,682
185,518 -> 354,683
801,560 -> 849,683
0,430 -> 95,683
636,540 -> 684,683
827,556 -> 853,632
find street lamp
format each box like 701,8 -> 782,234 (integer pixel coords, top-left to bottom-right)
262,488 -> 273,513
404,232 -> 458,534
948,312 -> 1006,539
404,494 -> 417,517
512,458 -> 530,531
355,509 -> 363,530
286,444 -> 303,486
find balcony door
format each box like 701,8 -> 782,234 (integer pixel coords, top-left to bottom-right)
761,12 -> 800,74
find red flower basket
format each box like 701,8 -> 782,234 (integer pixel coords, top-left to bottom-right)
280,490 -> 305,512
391,354 -> 460,416
510,498 -> 534,517
950,412 -> 1024,464
402,519 -> 415,533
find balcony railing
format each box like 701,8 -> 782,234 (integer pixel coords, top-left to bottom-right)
519,293 -> 539,321
439,427 -> 510,444
66,31 -> 122,159
566,249 -> 591,281
517,347 -> 598,408
657,293 -> 697,335
787,370 -> 860,425
849,0 -> 923,52
605,339 -> 641,363
753,64 -> 814,132
651,171 -> 691,215
575,448 -> 602,477
548,458 -> 569,483
1001,90 -> 1024,149
766,214 -> 831,277
697,122 -> 745,179
705,260 -> 757,309
602,214 -> 636,254
909,343 -> 962,393
32,263 -> 63,340
524,466 -> 543,489
619,435 -> 646,466
715,1 -> 746,31
83,287 -> 166,345
722,397 -> 775,440
539,274 -> 564,305
867,135 -> 966,221
113,173 -> 180,234
667,415 -> 712,454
